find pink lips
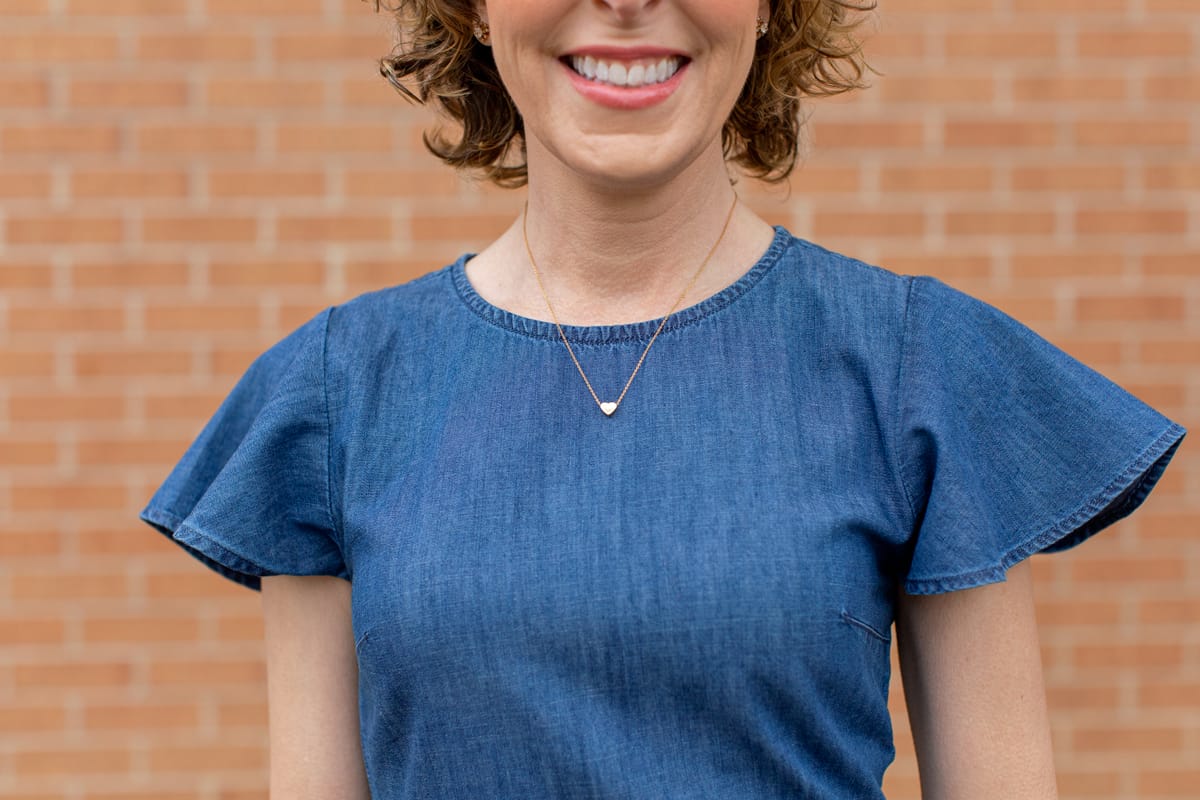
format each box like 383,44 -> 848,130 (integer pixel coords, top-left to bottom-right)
560,47 -> 690,111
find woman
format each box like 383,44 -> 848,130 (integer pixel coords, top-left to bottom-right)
139,0 -> 1186,797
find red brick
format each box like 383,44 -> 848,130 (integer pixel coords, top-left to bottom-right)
0,704 -> 66,733
0,348 -> 55,378
1077,29 -> 1191,59
71,168 -> 190,199
0,439 -> 57,467
408,212 -> 515,243
142,215 -> 257,244
69,0 -> 187,12
344,167 -> 462,198
0,0 -> 50,11
0,32 -> 119,62
1076,208 -> 1188,236
1074,119 -> 1190,148
1138,770 -> 1200,796
13,482 -> 128,512
136,32 -> 256,61
880,164 -> 993,193
149,743 -> 265,771
80,525 -> 175,557
1076,293 -> 1185,323
944,120 -> 1057,148
1045,684 -> 1119,710
77,437 -> 194,466
0,76 -> 50,107
149,659 -> 265,687
1141,251 -> 1200,277
2,123 -> 120,154
14,747 -> 132,775
0,261 -> 53,289
208,169 -> 325,198
0,618 -> 66,645
1010,251 -> 1125,279
136,123 -> 257,154
14,662 -> 133,690
74,348 -> 193,378
208,258 -> 325,287
945,209 -> 1055,236
8,304 -> 125,334
71,260 -> 190,289
7,214 -> 124,245
1075,643 -> 1183,670
1137,510 -> 1200,541
84,702 -> 199,731
69,78 -> 188,109
1011,164 -> 1125,192
862,30 -> 926,60
143,303 -> 262,333
945,30 -> 1058,59
1145,72 -> 1200,102
276,214 -> 392,243
1075,726 -> 1183,752
145,570 -> 249,599
205,77 -> 325,108
879,75 -> 995,104
0,170 -> 52,199
1013,74 -> 1128,103
811,121 -> 924,149
144,390 -> 225,420
275,123 -> 393,153
1144,162 -> 1200,190
813,210 -> 925,238
205,0 -> 322,13
273,32 -> 384,61
1139,594 -> 1200,624
84,616 -> 201,643
0,527 -> 63,558
1139,681 -> 1200,706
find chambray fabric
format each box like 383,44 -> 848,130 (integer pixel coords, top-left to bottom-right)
140,227 -> 1185,799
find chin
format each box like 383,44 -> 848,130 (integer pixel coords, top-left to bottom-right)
544,132 -> 713,192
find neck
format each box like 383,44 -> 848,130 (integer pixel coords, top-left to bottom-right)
465,142 -> 777,327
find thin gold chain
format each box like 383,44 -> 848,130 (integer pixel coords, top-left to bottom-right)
522,193 -> 739,416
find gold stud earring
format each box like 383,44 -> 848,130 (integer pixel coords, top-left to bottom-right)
755,17 -> 769,39
473,19 -> 491,44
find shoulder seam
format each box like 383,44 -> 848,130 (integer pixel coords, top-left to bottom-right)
889,276 -> 921,531
320,306 -> 343,548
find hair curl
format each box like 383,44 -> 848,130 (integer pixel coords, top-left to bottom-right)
371,0 -> 875,187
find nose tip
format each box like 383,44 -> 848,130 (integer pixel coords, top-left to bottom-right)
600,0 -> 659,22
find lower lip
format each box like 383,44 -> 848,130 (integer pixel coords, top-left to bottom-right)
562,60 -> 688,110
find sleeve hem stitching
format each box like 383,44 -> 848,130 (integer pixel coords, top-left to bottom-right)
903,421 -> 1186,595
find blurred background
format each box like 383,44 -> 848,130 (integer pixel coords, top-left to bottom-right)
1,0 -> 1197,797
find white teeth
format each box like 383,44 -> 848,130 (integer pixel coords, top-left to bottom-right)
569,55 -> 682,88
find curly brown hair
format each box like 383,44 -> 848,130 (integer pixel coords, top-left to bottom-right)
371,0 -> 875,187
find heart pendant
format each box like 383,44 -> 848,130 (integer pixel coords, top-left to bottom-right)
599,402 -> 617,416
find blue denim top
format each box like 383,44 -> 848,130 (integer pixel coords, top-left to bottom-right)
141,227 -> 1185,798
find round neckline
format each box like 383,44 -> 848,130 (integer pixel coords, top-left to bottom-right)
448,225 -> 791,345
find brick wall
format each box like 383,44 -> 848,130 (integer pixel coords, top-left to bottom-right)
1,0 -> 1196,797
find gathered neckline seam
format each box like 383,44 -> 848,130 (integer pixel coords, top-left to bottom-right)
447,225 -> 791,345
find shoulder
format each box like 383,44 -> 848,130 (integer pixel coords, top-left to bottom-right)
770,228 -> 918,341
321,260 -> 462,358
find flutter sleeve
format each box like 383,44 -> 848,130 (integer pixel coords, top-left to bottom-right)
139,308 -> 348,592
896,276 -> 1185,595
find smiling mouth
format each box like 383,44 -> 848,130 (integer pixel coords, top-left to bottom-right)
563,55 -> 687,88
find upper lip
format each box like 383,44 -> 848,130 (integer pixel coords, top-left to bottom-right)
561,45 -> 689,60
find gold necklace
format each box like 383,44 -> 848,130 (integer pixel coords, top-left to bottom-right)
522,193 -> 739,416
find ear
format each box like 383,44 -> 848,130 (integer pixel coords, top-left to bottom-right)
473,0 -> 488,26
757,0 -> 769,24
